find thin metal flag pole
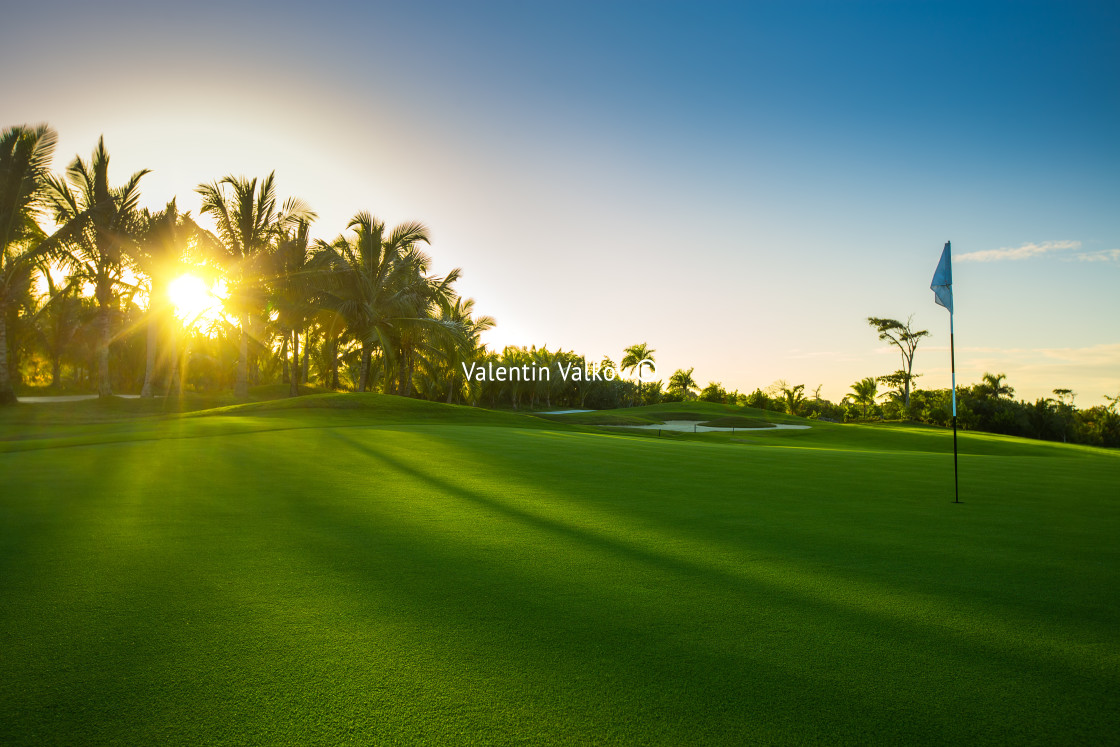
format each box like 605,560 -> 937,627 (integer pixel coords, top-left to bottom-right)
931,240 -> 959,504
950,309 -> 959,504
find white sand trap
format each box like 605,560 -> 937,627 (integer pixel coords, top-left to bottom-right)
607,420 -> 810,433
537,409 -> 594,415
17,394 -> 144,403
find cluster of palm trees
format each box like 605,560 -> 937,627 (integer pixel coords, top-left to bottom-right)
457,342 -> 670,410
845,371 -> 1015,421
0,124 -> 497,404
2,124 -> 683,408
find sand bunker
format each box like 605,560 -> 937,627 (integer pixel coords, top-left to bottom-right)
606,420 -> 810,433
18,394 -> 143,403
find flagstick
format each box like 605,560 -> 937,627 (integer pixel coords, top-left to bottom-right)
932,240 -> 959,504
950,310 -> 959,504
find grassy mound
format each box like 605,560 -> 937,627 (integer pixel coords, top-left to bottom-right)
0,384 -> 334,427
1,413 -> 1117,743
0,393 -> 571,454
535,411 -> 657,426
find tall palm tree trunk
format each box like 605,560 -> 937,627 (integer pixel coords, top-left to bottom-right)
301,328 -> 310,384
166,327 -> 182,400
97,303 -> 112,398
279,335 -> 290,383
405,351 -> 416,397
289,330 -> 300,397
358,342 -> 371,393
328,335 -> 340,390
397,350 -> 412,396
140,306 -> 159,397
235,314 -> 249,397
0,304 -> 15,406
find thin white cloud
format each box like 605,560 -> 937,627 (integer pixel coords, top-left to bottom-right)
919,343 -> 1120,402
956,240 -> 1080,263
1036,342 -> 1120,364
927,342 -> 1120,363
1074,248 -> 1120,263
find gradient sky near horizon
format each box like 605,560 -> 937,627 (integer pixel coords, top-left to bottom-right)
4,0 -> 1118,403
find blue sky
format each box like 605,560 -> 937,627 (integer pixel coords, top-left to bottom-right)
4,0 -> 1118,402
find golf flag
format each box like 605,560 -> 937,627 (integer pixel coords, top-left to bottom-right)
932,240 -> 960,503
931,241 -> 953,313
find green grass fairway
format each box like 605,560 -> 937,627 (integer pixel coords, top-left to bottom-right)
2,396 -> 1118,744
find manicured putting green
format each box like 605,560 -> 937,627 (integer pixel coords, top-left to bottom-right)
1,396 -> 1117,744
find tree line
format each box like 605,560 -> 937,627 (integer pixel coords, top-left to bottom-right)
0,125 -> 695,408
3,123 -> 1117,446
0,125 -> 487,403
847,372 -> 1120,448
840,316 -> 1120,447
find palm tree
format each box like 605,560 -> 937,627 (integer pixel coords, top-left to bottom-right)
773,380 -> 807,416
133,200 -> 215,397
391,244 -> 462,397
314,213 -> 459,394
1104,393 -> 1119,414
978,372 -> 1014,399
42,136 -> 148,398
30,261 -> 84,389
529,346 -> 557,408
568,352 -> 593,408
621,342 -> 656,407
849,376 -> 878,418
313,213 -> 411,392
0,124 -> 57,405
502,346 -> 531,409
668,367 -> 698,398
430,295 -> 494,404
197,172 -> 312,397
267,217 -> 317,396
3,260 -> 39,396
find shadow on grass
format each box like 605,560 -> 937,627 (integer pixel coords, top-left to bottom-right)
305,428 -> 1116,742
2,426 -> 1116,744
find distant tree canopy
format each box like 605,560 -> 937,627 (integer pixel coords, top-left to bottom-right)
0,124 -> 59,405
848,377 -> 878,418
769,380 -> 807,416
621,342 -> 655,407
867,315 -> 929,410
3,121 -> 1115,450
895,375 -> 1119,447
699,381 -> 731,404
668,367 -> 697,398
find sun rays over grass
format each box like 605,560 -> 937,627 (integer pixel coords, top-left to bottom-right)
1,402 -> 1118,743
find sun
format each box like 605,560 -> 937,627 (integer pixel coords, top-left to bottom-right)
168,274 -> 225,327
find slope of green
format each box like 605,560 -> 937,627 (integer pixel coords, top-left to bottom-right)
541,401 -> 1105,458
0,394 -> 569,454
2,384 -> 333,425
1,400 -> 1117,744
697,419 -> 1109,458
539,400 -> 805,427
